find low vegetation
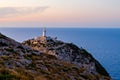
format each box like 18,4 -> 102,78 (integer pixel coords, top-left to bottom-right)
0,33 -> 111,80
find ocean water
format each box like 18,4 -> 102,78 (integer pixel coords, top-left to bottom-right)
0,28 -> 120,80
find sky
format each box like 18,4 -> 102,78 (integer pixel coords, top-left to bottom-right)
0,0 -> 120,28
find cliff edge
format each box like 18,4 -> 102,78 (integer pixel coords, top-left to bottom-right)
23,35 -> 111,80
0,33 -> 111,80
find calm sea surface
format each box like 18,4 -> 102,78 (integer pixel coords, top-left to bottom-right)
0,28 -> 120,80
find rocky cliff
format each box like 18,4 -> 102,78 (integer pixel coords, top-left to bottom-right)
0,33 -> 111,80
23,36 -> 111,80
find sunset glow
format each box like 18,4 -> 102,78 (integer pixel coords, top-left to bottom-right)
0,0 -> 120,28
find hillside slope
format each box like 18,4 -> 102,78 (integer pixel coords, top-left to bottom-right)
0,33 -> 111,80
23,36 -> 111,79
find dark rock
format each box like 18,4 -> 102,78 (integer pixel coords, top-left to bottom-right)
0,33 -> 111,80
23,36 -> 111,79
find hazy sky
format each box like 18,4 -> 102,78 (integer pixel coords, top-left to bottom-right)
0,0 -> 120,28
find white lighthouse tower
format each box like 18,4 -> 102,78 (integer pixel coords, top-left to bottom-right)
42,27 -> 46,37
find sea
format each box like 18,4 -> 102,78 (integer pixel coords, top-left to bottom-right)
0,28 -> 120,80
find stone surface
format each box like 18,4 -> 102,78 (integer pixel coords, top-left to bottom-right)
23,36 -> 111,79
0,33 -> 111,80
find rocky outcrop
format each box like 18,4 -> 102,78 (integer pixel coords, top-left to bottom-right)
0,33 -> 111,80
23,36 -> 111,79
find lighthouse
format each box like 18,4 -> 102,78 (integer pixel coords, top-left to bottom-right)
42,27 -> 46,37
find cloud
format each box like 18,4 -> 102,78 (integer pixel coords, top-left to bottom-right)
0,6 -> 48,17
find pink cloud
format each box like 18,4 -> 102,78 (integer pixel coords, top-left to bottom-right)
0,6 -> 48,18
